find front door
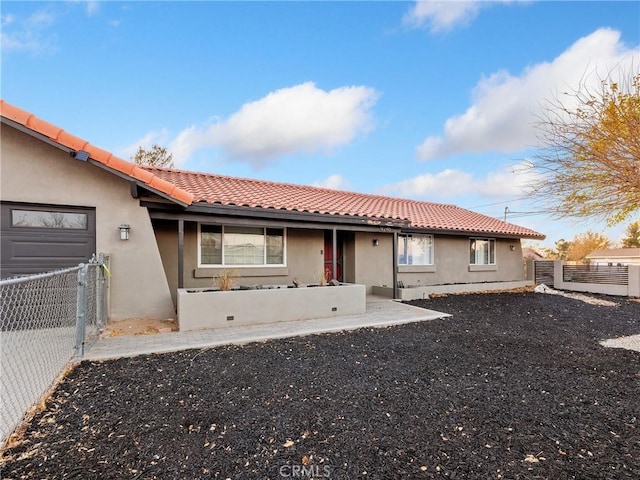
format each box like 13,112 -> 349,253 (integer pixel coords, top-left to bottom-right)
323,231 -> 344,282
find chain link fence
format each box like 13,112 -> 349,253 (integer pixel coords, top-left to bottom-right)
0,256 -> 108,444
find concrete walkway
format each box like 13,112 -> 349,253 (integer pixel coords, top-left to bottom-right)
84,297 -> 450,361
600,334 -> 640,353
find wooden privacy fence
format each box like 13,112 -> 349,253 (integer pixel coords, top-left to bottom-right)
562,264 -> 628,285
534,261 -> 554,285
534,260 -> 639,297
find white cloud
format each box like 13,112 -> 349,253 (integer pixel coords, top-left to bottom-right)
379,162 -> 539,199
169,124 -> 214,167
403,0 -> 483,32
417,28 -> 640,161
167,82 -> 379,167
381,169 -> 474,198
1,14 -> 16,28
312,174 -> 351,191
85,1 -> 101,16
1,2 -> 104,54
0,9 -> 57,54
66,0 -> 100,16
403,1 -> 527,33
118,129 -> 171,160
26,10 -> 56,28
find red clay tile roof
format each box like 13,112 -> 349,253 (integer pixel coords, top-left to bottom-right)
0,100 -> 194,206
1,99 -> 544,239
142,166 -> 546,239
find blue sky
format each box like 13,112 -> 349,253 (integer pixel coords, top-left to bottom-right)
2,1 -> 639,248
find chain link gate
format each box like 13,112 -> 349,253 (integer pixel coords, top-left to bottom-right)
0,255 -> 108,444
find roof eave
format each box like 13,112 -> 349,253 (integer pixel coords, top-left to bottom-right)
183,201 -> 411,228
1,116 -> 192,208
403,225 -> 545,240
89,160 -> 191,208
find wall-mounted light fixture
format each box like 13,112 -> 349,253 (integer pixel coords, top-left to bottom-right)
71,150 -> 90,161
119,224 -> 131,241
510,245 -> 516,251
373,238 -> 379,246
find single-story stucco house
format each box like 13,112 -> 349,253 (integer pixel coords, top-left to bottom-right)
586,248 -> 640,266
1,100 -> 545,324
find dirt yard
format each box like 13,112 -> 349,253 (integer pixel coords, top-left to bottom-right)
1,292 -> 638,479
100,318 -> 178,338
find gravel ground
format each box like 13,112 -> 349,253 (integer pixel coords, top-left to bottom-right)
1,291 -> 639,480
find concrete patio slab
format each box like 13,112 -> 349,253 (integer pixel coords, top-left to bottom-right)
83,297 -> 450,361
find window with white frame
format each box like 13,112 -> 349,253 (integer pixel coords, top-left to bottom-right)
199,224 -> 285,266
397,234 -> 434,265
469,238 -> 496,265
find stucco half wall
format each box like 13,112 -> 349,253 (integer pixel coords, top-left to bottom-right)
1,125 -> 175,320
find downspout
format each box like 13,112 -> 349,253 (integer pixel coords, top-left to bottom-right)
392,231 -> 398,300
178,219 -> 184,289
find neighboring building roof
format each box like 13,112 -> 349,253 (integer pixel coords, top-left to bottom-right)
1,99 -> 544,239
144,166 -> 545,239
522,248 -> 545,260
0,100 -> 194,206
587,248 -> 640,258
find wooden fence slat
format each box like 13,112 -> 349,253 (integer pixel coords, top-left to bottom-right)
534,261 -> 555,285
562,264 -> 629,285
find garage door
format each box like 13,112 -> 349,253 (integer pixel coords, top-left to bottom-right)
1,202 -> 96,278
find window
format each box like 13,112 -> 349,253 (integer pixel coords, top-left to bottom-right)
398,234 -> 434,265
470,238 -> 496,265
199,224 -> 285,266
11,209 -> 88,229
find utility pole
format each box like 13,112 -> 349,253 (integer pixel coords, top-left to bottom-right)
504,206 -> 509,222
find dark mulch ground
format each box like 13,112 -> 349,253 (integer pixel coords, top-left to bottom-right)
1,292 -> 639,480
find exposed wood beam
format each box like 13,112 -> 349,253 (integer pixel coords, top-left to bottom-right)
147,209 -> 403,234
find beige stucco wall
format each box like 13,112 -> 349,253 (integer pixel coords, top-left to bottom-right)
352,232 -> 394,292
343,232 -> 356,284
153,222 -> 326,301
396,236 -> 525,287
158,227 -> 517,298
346,233 -> 525,292
1,126 -> 175,320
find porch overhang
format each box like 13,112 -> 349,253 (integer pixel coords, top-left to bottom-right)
143,199 -> 409,231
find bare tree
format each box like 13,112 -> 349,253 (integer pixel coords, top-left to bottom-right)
132,144 -> 174,168
526,69 -> 640,225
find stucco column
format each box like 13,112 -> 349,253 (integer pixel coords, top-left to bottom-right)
629,265 -> 640,297
525,259 -> 535,281
553,260 -> 564,290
